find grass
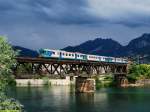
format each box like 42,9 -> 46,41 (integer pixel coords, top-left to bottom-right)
0,110 -> 20,112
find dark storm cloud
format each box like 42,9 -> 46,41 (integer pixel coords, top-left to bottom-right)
1,0 -> 150,26
0,0 -> 96,25
0,0 -> 150,49
1,0 -> 150,25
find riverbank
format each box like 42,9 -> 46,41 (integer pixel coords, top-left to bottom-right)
128,79 -> 150,87
16,76 -> 150,87
16,76 -> 76,86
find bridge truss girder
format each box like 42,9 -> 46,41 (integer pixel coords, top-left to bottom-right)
14,57 -> 128,78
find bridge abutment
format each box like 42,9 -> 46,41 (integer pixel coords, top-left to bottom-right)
114,74 -> 128,87
75,77 -> 95,93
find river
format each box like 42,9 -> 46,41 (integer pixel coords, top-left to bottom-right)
8,86 -> 150,112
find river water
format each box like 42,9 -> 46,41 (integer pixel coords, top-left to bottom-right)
8,86 -> 150,112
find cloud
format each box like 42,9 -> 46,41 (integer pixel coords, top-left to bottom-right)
86,0 -> 150,26
0,0 -> 150,50
1,0 -> 150,26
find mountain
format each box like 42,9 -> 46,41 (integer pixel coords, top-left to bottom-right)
63,33 -> 150,62
63,38 -> 122,56
13,46 -> 38,57
126,33 -> 150,55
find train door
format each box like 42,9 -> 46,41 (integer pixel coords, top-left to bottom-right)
109,58 -> 113,62
83,55 -> 87,60
60,52 -> 62,59
75,53 -> 77,60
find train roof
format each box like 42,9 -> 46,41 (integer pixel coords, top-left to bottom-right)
42,49 -> 76,54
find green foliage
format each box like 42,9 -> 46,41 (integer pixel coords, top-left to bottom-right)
95,76 -> 102,89
103,75 -> 114,81
94,75 -> 115,89
0,93 -> 24,111
0,36 -> 24,111
128,64 -> 150,82
0,36 -> 18,91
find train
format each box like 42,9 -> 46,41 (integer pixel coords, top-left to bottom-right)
39,49 -> 128,63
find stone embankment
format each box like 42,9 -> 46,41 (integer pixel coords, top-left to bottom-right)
128,79 -> 150,87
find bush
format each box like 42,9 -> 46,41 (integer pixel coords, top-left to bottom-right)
95,76 -> 102,89
94,75 -> 115,89
0,93 -> 24,111
128,64 -> 150,83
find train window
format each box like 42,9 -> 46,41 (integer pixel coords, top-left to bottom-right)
77,55 -> 79,57
62,53 -> 65,55
52,52 -> 55,54
69,54 -> 71,56
66,53 -> 68,56
72,54 -> 74,56
41,50 -> 45,53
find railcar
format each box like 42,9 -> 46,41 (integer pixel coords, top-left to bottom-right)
59,51 -> 75,60
39,49 -> 60,58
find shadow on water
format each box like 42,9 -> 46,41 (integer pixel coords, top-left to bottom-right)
7,86 -> 150,112
74,93 -> 95,112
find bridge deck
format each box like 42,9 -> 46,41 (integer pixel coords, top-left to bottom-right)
16,57 -> 127,66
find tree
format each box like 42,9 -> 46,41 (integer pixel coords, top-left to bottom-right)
0,36 -> 17,92
0,36 -> 24,111
128,64 -> 150,82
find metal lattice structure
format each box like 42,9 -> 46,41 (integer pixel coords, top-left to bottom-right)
13,57 -> 128,78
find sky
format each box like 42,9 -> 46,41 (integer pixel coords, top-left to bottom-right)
0,0 -> 150,50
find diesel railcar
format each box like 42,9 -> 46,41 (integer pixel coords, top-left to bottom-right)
39,49 -> 128,63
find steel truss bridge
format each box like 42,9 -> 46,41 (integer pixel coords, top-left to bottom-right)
14,57 -> 128,79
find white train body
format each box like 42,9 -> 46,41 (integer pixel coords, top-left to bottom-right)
87,55 -> 100,61
60,51 -> 75,59
39,49 -> 128,63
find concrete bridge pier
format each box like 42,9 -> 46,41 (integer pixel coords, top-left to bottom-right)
114,74 -> 128,87
75,76 -> 95,93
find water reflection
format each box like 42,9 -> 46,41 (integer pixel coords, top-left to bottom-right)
8,87 -> 150,112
